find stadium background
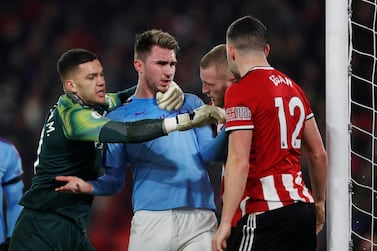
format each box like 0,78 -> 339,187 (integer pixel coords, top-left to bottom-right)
0,0 -> 327,250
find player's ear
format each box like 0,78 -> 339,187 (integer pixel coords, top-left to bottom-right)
227,45 -> 235,61
264,44 -> 270,57
134,59 -> 143,73
64,80 -> 76,92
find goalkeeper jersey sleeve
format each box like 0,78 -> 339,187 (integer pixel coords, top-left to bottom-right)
58,94 -> 166,143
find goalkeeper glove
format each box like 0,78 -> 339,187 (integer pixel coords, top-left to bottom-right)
156,81 -> 184,111
163,105 -> 226,132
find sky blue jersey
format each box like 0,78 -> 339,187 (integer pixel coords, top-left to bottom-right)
104,94 -> 226,212
0,138 -> 24,243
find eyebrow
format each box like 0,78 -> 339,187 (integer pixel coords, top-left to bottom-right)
155,59 -> 177,64
86,71 -> 103,78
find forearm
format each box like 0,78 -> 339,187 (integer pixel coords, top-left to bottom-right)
221,160 -> 249,225
200,128 -> 227,162
307,152 -> 328,234
55,166 -> 126,196
88,166 -> 126,196
99,120 -> 167,143
308,153 -> 328,202
302,118 -> 328,202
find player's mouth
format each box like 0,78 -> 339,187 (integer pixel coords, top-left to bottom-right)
160,80 -> 171,90
96,89 -> 106,97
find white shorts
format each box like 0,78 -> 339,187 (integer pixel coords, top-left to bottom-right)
128,208 -> 218,251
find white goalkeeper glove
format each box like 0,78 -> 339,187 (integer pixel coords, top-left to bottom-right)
163,105 -> 226,132
156,81 -> 184,111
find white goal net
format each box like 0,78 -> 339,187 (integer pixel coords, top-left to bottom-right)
349,0 -> 377,250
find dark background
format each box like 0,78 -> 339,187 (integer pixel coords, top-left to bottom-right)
0,0 -> 327,250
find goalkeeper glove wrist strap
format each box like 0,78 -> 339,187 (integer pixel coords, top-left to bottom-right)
163,117 -> 178,133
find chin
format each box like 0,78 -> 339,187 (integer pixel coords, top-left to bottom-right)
159,87 -> 169,93
97,97 -> 106,105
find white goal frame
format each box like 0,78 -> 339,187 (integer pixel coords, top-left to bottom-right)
326,0 -> 351,250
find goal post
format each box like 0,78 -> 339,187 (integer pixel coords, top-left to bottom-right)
326,0 -> 351,250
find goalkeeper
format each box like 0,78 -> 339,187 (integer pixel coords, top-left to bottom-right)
9,48 -> 224,251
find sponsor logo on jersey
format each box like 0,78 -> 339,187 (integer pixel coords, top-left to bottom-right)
226,107 -> 251,121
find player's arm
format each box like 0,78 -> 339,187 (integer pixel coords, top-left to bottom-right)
212,129 -> 252,251
2,147 -> 24,239
302,117 -> 328,234
63,102 -> 226,143
60,105 -> 164,143
198,127 -> 228,162
3,180 -> 24,237
55,165 -> 125,196
99,105 -> 226,143
180,94 -> 228,162
116,85 -> 136,104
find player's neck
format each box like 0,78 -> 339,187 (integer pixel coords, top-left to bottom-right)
134,82 -> 155,98
240,57 -> 270,77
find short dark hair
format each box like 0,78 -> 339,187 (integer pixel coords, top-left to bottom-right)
226,15 -> 267,51
134,29 -> 180,61
57,48 -> 98,82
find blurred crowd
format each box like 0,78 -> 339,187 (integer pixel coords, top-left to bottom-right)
0,0 -> 327,250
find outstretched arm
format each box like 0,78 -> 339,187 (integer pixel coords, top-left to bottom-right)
99,104 -> 226,143
55,165 -> 126,196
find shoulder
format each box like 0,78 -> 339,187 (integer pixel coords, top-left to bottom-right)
57,95 -> 109,127
57,94 -> 93,115
0,138 -> 19,157
0,137 -> 10,146
105,93 -> 121,110
226,81 -> 249,100
107,103 -> 128,120
56,94 -> 80,113
182,93 -> 205,109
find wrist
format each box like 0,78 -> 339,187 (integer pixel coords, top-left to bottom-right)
315,200 -> 325,206
163,117 -> 178,133
86,181 -> 95,195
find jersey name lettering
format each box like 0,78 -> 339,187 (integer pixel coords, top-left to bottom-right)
269,74 -> 293,87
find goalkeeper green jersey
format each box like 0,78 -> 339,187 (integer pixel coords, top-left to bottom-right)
19,91 -> 165,227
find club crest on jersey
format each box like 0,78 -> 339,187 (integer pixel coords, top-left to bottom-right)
226,107 -> 251,121
95,142 -> 104,150
91,111 -> 102,119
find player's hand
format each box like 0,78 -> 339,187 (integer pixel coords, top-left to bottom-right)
315,200 -> 325,234
191,105 -> 226,127
212,222 -> 231,251
156,81 -> 184,111
176,105 -> 226,131
55,176 -> 93,194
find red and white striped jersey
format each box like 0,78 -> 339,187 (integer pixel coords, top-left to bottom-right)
224,66 -> 314,215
